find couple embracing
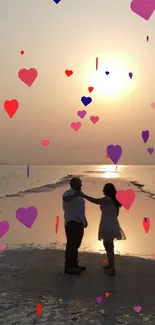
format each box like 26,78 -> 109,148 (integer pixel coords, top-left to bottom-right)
62,177 -> 126,276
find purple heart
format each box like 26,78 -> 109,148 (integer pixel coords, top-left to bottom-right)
81,96 -> 92,107
107,145 -> 122,164
0,221 -> 10,239
129,72 -> 133,79
77,110 -> 87,119
53,0 -> 61,3
148,148 -> 154,155
105,71 -> 109,75
142,130 -> 149,143
16,206 -> 38,228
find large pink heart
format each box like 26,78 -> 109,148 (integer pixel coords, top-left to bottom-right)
18,68 -> 38,87
130,0 -> 155,21
116,189 -> 135,210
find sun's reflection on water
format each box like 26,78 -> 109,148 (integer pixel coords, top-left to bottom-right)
97,164 -> 121,178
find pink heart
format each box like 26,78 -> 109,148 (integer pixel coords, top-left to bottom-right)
116,189 -> 135,210
130,0 -> 155,21
41,140 -> 50,147
0,243 -> 6,253
70,122 -> 81,132
18,68 -> 38,87
90,116 -> 99,124
96,296 -> 102,304
134,306 -> 142,313
151,102 -> 155,108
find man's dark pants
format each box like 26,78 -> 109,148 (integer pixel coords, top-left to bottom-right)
65,221 -> 84,268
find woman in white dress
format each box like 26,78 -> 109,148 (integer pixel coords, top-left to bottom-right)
80,183 -> 125,276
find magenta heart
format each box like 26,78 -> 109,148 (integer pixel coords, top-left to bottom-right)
77,110 -> 87,119
0,221 -> 10,239
16,206 -> 38,228
96,296 -> 102,304
130,0 -> 155,21
148,148 -> 154,155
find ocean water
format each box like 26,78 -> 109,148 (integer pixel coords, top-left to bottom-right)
0,164 -> 155,198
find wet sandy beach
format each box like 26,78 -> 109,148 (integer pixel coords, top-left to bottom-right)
0,246 -> 155,325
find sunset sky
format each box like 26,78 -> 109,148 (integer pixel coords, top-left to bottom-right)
0,0 -> 155,165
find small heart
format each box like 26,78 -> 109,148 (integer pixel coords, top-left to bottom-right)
90,116 -> 99,124
53,0 -> 61,3
105,71 -> 109,75
105,292 -> 110,298
134,306 -> 142,313
0,243 -> 6,253
81,96 -> 92,107
103,258 -> 107,263
77,110 -> 87,119
4,99 -> 19,118
65,70 -> 73,77
20,50 -> 24,55
18,68 -> 38,87
70,122 -> 81,132
116,189 -> 135,210
148,148 -> 154,155
129,72 -> 133,79
88,87 -> 94,93
142,130 -> 149,143
0,221 -> 10,239
151,102 -> 155,109
130,0 -> 155,21
41,140 -> 50,147
96,296 -> 102,304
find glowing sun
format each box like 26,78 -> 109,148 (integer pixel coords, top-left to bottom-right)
88,60 -> 132,98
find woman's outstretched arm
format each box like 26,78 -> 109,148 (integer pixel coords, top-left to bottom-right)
82,193 -> 105,205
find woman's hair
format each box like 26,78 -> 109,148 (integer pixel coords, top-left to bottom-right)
103,183 -> 122,208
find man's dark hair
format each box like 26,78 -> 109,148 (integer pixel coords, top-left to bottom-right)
70,177 -> 81,188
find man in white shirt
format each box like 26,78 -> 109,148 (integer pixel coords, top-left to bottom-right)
62,177 -> 88,274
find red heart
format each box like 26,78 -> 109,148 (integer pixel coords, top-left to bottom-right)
103,258 -> 107,263
65,70 -> 73,77
4,99 -> 19,118
88,87 -> 94,93
105,292 -> 110,298
20,50 -> 24,55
